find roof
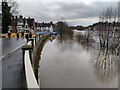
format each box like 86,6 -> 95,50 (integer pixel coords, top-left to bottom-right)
11,17 -> 35,27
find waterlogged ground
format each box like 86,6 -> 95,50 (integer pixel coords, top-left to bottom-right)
39,31 -> 118,88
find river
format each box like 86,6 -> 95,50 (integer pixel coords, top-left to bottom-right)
39,30 -> 118,88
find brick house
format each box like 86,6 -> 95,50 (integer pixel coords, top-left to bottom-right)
10,15 -> 36,33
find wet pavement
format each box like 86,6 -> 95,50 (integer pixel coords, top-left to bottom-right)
1,38 -> 26,88
2,48 -> 24,88
2,38 -> 26,57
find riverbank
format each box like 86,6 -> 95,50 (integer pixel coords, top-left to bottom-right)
33,35 -> 52,81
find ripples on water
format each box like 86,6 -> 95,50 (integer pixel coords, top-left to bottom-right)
38,31 -> 118,88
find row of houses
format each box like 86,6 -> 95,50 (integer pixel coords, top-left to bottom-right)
9,15 -> 54,33
35,21 -> 54,32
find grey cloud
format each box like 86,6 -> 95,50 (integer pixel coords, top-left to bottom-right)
56,2 -> 118,19
18,1 -> 118,25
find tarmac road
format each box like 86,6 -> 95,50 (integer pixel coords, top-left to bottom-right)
1,38 -> 26,58
1,38 -> 26,88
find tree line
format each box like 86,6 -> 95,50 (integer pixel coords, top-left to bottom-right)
55,21 -> 73,37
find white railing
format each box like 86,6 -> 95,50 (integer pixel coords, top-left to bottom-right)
24,40 -> 39,88
27,41 -> 32,45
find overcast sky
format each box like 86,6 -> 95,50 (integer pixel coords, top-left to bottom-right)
16,0 -> 119,26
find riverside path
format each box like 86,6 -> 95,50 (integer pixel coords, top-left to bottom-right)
1,38 -> 26,88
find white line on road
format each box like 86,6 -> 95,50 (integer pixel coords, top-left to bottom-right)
0,44 -> 25,61
0,55 -> 5,60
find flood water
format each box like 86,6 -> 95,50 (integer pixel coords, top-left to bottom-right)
39,31 -> 118,88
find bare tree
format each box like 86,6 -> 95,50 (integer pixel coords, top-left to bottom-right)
56,21 -> 73,37
2,0 -> 19,15
98,5 -> 120,53
9,0 -> 18,15
93,2 -> 120,83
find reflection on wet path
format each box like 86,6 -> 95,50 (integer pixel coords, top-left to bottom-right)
38,31 -> 118,88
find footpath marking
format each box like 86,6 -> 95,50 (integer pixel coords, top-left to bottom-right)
0,44 -> 25,61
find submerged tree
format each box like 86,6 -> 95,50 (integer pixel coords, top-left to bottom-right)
94,3 -> 120,83
95,49 -> 118,83
98,5 -> 120,54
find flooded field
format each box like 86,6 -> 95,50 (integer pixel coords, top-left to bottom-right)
39,30 -> 118,88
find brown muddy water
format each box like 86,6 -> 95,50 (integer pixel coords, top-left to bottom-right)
39,31 -> 118,88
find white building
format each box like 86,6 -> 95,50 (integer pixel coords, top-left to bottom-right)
49,25 -> 54,32
36,22 -> 54,32
24,20 -> 29,31
17,19 -> 24,32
